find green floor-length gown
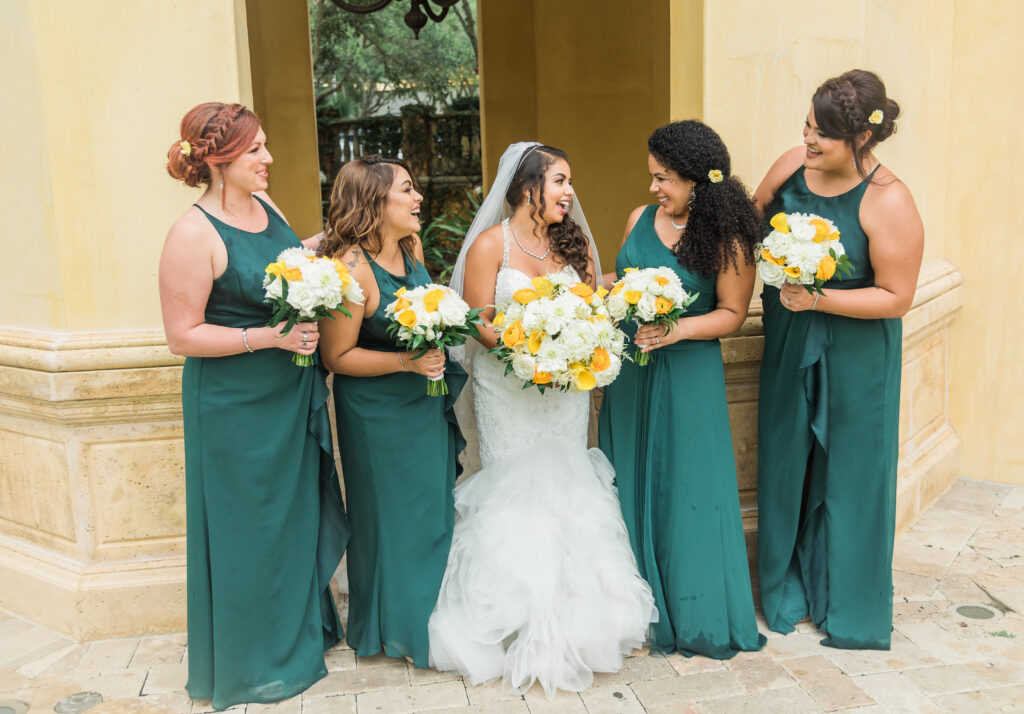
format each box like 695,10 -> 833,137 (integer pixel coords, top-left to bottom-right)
183,197 -> 348,711
332,251 -> 467,667
598,205 -> 765,659
757,166 -> 901,650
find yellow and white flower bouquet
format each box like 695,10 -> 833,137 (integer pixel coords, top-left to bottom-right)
384,284 -> 484,396
605,266 -> 699,366
263,246 -> 365,366
489,273 -> 627,393
756,211 -> 853,295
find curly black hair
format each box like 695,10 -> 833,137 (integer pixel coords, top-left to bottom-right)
504,145 -> 592,284
812,69 -> 901,179
647,121 -> 759,279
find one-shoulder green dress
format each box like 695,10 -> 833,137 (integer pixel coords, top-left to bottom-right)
332,251 -> 467,667
598,205 -> 765,659
757,166 -> 901,650
184,197 -> 348,710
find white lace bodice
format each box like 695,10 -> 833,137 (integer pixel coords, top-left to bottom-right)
472,220 -> 589,467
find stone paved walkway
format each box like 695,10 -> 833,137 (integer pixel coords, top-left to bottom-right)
2,478 -> 1023,714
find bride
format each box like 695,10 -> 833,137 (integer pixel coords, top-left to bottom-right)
428,142 -> 657,699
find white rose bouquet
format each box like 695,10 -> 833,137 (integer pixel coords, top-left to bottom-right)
384,284 -> 484,396
489,274 -> 627,393
605,266 -> 699,366
263,246 -> 365,366
756,211 -> 854,294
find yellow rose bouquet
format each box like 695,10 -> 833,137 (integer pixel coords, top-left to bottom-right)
489,273 -> 628,393
263,246 -> 365,366
605,267 -> 699,366
756,211 -> 854,295
384,284 -> 484,396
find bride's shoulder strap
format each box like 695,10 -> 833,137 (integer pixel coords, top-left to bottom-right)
500,218 -> 511,270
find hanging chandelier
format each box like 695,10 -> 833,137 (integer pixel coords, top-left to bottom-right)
327,0 -> 460,39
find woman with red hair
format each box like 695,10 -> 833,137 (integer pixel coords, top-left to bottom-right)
160,102 -> 347,709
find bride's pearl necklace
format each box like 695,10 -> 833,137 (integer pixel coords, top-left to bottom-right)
509,223 -> 552,261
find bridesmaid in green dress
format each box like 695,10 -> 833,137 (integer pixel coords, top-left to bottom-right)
754,70 -> 924,649
598,121 -> 766,658
160,103 -> 347,710
319,157 -> 467,667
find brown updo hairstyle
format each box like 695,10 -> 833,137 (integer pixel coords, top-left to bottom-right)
320,156 -> 418,260
504,146 -> 592,284
812,69 -> 900,179
166,102 -> 261,188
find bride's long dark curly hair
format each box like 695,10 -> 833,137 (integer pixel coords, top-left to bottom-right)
504,146 -> 592,284
648,121 -> 759,279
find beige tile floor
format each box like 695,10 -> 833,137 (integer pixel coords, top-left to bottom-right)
2,478 -> 1023,713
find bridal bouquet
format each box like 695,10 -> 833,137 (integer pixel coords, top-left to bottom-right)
263,246 -> 365,366
489,273 -> 627,393
605,267 -> 699,366
756,211 -> 853,294
384,284 -> 484,396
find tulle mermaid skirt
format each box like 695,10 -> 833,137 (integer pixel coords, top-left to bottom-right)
428,440 -> 657,699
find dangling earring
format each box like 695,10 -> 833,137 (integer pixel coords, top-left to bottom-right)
687,190 -> 696,210
526,193 -> 531,205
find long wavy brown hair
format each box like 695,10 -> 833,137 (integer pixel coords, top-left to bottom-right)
320,156 -> 418,260
504,146 -> 592,284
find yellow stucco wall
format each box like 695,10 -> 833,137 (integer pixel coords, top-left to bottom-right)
479,0 -> 671,263
700,0 -> 1022,484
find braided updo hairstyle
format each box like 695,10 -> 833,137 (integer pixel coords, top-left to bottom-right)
504,146 -> 592,284
648,121 -> 759,279
812,69 -> 900,179
166,102 -> 261,188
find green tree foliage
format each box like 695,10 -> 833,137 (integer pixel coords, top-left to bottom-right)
310,0 -> 478,118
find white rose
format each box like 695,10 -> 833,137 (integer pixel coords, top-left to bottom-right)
606,295 -> 628,322
265,276 -> 284,299
511,353 -> 536,381
636,293 -> 658,322
758,261 -> 785,287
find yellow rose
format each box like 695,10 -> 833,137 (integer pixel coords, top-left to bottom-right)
573,367 -> 596,391
610,282 -> 624,295
492,312 -> 505,328
829,230 -> 840,242
528,329 -> 544,355
398,309 -> 417,327
513,288 -> 539,305
809,218 -> 830,243
769,212 -> 790,234
423,288 -> 445,312
707,169 -> 724,183
533,368 -> 552,385
596,285 -> 609,299
531,276 -> 555,297
393,297 -> 411,311
623,267 -> 638,273
816,255 -> 837,281
761,248 -> 785,266
784,266 -> 802,278
569,283 -> 593,299
282,268 -> 303,282
394,286 -> 407,297
591,347 -> 611,372
655,297 -> 673,314
502,321 -> 526,348
265,261 -> 287,276
624,290 -> 642,305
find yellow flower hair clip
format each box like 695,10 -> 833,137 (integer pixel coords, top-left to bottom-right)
179,140 -> 192,156
708,169 -> 723,183
868,110 -> 883,125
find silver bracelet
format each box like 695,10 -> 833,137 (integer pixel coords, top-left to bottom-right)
398,352 -> 405,371
811,293 -> 820,311
241,328 -> 254,353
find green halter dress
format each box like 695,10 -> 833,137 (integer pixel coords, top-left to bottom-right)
331,251 -> 467,667
183,197 -> 347,710
598,205 -> 765,658
757,166 -> 901,650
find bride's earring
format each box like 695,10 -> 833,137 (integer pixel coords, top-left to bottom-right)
526,193 -> 531,206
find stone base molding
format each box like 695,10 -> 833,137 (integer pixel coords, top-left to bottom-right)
0,261 -> 963,640
0,328 -> 186,640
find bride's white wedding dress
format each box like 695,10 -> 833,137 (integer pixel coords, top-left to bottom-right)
428,221 -> 657,699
